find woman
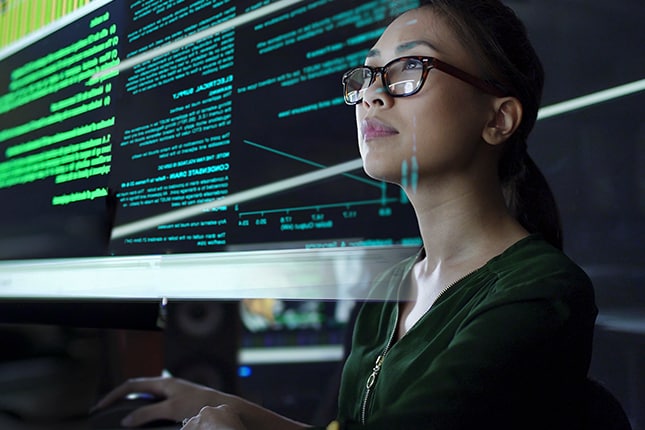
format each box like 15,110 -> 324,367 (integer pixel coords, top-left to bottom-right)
94,1 -> 597,428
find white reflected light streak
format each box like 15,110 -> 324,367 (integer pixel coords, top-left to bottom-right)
537,78 -> 645,120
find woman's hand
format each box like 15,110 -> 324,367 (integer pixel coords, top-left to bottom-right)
92,376 -> 228,427
181,405 -> 247,430
94,375 -> 312,430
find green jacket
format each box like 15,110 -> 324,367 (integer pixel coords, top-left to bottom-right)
329,235 -> 597,429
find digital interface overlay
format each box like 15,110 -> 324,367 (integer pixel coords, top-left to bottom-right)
1,0 -> 642,302
0,0 -> 423,261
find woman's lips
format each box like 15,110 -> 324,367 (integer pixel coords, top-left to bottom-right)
361,118 -> 399,140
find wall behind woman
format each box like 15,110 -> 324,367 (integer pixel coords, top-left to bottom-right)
512,0 -> 644,428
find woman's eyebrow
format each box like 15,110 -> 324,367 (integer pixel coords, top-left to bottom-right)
396,40 -> 440,54
366,48 -> 380,58
366,40 -> 440,59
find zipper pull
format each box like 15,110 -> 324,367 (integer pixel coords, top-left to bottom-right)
366,354 -> 384,389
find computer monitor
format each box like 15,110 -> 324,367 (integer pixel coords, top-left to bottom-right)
0,0 -> 424,313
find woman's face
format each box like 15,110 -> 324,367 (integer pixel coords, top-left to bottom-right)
356,7 -> 496,188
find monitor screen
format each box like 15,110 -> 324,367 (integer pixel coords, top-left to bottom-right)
0,0 -> 423,302
2,0 -> 642,307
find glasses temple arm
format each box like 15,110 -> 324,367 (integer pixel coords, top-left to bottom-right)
431,58 -> 508,97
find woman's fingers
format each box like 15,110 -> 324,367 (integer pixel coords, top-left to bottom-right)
93,376 -> 228,425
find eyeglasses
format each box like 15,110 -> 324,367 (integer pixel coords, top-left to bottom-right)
341,56 -> 507,105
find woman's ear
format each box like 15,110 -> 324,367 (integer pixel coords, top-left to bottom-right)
482,97 -> 523,145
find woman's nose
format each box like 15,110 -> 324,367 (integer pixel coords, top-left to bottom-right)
362,74 -> 393,108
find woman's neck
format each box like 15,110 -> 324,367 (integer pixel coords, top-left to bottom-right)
405,177 -> 528,272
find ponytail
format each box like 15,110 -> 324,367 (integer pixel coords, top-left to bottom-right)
503,154 -> 563,250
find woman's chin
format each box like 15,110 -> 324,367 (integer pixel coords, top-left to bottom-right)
361,159 -> 403,185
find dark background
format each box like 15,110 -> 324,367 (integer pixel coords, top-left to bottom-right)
521,0 -> 644,427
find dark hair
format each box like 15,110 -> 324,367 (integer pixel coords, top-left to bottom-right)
419,0 -> 563,249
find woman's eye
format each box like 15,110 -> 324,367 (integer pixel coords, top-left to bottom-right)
402,59 -> 421,70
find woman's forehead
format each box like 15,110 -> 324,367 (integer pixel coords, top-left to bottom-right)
371,9 -> 454,57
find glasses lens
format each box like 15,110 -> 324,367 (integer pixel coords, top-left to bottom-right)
385,57 -> 423,96
344,67 -> 372,104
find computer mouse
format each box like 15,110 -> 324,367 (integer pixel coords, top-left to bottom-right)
88,393 -> 180,429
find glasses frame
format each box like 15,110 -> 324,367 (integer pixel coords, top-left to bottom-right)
342,56 -> 508,105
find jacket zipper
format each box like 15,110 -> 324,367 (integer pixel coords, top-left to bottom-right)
360,326 -> 396,424
359,269 -> 480,424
